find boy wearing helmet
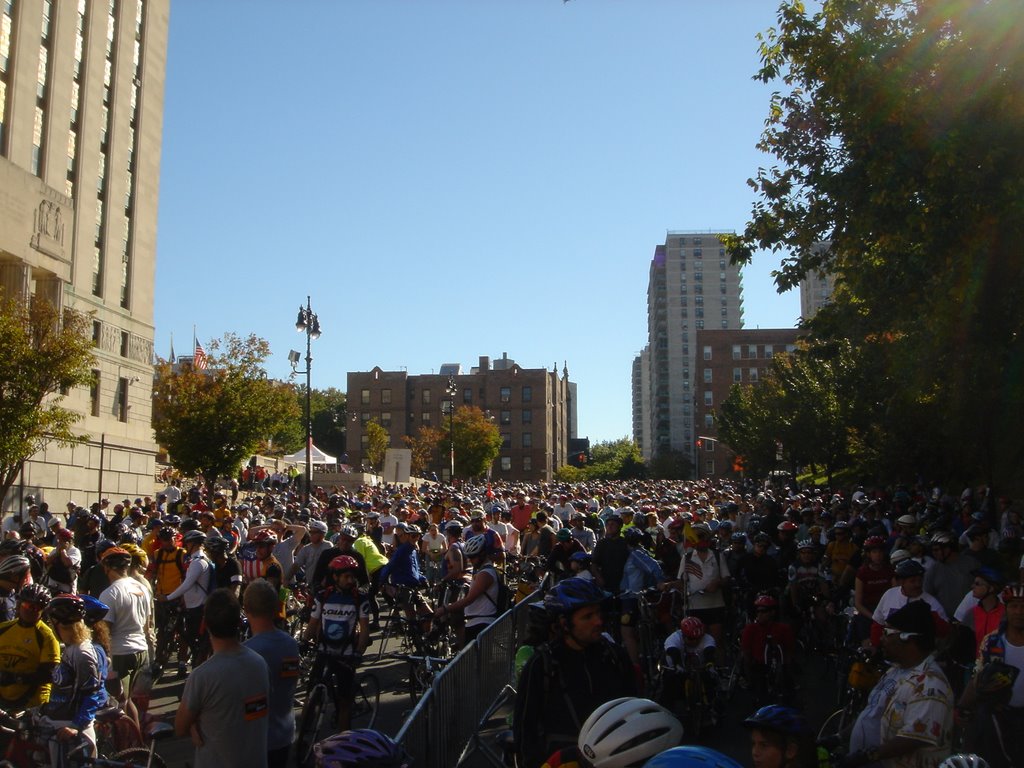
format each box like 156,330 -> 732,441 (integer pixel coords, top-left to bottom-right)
303,555 -> 370,731
661,615 -> 720,721
740,593 -> 795,707
743,704 -> 814,768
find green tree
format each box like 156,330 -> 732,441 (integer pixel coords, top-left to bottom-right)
152,334 -> 300,486
647,448 -> 690,481
726,0 -> 1024,489
452,406 -> 502,479
288,386 -> 348,459
402,425 -> 445,476
363,420 -> 390,471
585,438 -> 645,480
0,295 -> 95,508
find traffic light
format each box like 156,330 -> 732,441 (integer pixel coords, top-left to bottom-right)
696,439 -> 703,449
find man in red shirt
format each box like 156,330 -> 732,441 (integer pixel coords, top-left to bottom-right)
510,493 -> 534,533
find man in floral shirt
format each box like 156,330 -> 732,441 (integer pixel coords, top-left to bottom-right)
846,600 -> 953,768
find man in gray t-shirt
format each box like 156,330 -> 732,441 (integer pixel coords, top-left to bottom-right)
176,589 -> 270,768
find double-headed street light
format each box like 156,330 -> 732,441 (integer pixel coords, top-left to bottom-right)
293,297 -> 321,504
445,374 -> 457,482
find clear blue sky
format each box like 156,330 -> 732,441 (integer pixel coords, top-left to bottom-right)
155,0 -> 801,445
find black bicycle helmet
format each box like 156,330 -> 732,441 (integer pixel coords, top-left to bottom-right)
894,559 -> 925,578
45,593 -> 87,624
0,555 -> 31,580
18,583 -> 51,607
742,704 -> 808,735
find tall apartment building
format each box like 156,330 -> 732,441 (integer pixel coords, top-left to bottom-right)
798,242 -> 835,321
631,347 -> 650,460
637,231 -> 744,472
694,328 -> 801,477
348,355 -> 575,482
0,1 -> 169,512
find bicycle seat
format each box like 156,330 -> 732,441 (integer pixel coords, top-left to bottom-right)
95,703 -> 124,722
146,721 -> 175,741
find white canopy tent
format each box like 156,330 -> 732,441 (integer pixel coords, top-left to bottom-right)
284,444 -> 338,468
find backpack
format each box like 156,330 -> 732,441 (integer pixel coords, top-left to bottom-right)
481,565 -> 511,615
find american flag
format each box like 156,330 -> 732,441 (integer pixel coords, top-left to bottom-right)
684,555 -> 703,580
194,341 -> 208,370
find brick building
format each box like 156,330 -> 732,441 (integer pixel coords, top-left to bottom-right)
693,328 -> 802,477
347,355 -> 575,482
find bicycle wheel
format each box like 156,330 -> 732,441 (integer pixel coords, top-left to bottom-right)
683,675 -> 705,739
111,747 -> 168,767
816,706 -> 852,748
295,683 -> 328,767
352,673 -> 380,730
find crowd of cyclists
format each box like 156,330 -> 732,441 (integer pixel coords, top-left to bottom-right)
0,476 -> 1019,768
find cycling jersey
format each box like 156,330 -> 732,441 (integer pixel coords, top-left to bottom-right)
150,546 -> 186,595
0,619 -> 60,706
310,588 -> 370,657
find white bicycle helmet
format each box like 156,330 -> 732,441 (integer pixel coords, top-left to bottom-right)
578,697 -> 683,768
938,756 -> 989,768
0,555 -> 31,579
463,535 -> 488,558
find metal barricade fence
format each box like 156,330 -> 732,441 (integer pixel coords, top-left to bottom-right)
395,590 -> 542,767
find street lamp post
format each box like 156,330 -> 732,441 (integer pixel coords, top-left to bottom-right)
294,297 -> 321,504
445,375 -> 457,482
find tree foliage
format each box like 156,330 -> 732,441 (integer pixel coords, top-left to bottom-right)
0,296 -> 95,507
402,425 -> 445,477
452,406 -> 502,479
363,420 -> 390,471
152,334 -> 300,482
554,438 -> 645,481
726,0 -> 1024,489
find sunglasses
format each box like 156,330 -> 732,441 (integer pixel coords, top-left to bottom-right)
883,627 -> 919,641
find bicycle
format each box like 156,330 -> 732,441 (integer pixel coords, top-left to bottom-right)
816,647 -> 883,748
294,652 -> 380,767
150,600 -> 186,680
389,651 -> 452,704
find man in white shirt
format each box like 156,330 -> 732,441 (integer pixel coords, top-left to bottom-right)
551,495 -> 576,526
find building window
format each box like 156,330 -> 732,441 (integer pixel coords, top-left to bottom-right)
721,320 -> 729,328
747,344 -> 757,359
500,456 -> 511,472
500,386 -> 511,403
705,459 -> 715,474
500,410 -> 511,425
360,434 -> 369,451
361,389 -> 370,405
93,321 -> 102,346
90,370 -> 101,416
750,368 -> 759,383
683,381 -> 690,391
765,346 -> 774,358
381,389 -> 391,404
733,367 -> 742,383
360,412 -> 370,425
116,377 -> 128,422
704,413 -> 714,428
682,345 -> 689,357
522,456 -> 532,472
522,432 -> 532,449
522,409 -> 532,424
522,386 -> 532,403
422,389 -> 431,405
501,433 -> 512,449
696,320 -> 704,330
703,369 -> 712,383
786,344 -> 796,353
703,346 -> 711,361
704,391 -> 713,407
421,413 -> 431,425
120,331 -> 129,357
462,388 -> 472,404
381,412 -> 392,428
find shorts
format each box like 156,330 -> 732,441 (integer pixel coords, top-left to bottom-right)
688,607 -> 726,627
312,654 -> 356,700
112,649 -> 149,693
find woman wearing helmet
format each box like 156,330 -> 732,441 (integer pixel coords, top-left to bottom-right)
513,577 -> 635,768
742,704 -> 815,768
0,583 -> 59,712
436,534 -> 500,647
540,697 -> 682,768
302,555 -> 371,732
39,593 -> 110,761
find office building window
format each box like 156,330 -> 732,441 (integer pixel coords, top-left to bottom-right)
361,389 -> 370,405
500,456 -> 511,472
522,385 -> 532,403
522,432 -> 532,449
500,386 -> 511,403
522,409 -> 532,424
381,389 -> 391,404
116,377 -> 128,422
90,370 -> 101,416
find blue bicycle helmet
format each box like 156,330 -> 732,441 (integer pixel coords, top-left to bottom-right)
313,729 -> 408,768
569,551 -> 592,563
623,527 -> 646,545
79,594 -> 110,626
642,746 -> 743,768
543,577 -> 607,615
742,704 -> 808,735
730,532 -> 747,544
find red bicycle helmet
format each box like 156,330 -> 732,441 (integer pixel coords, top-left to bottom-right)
328,555 -> 360,573
253,530 -> 278,545
680,616 -> 705,640
754,593 -> 779,609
